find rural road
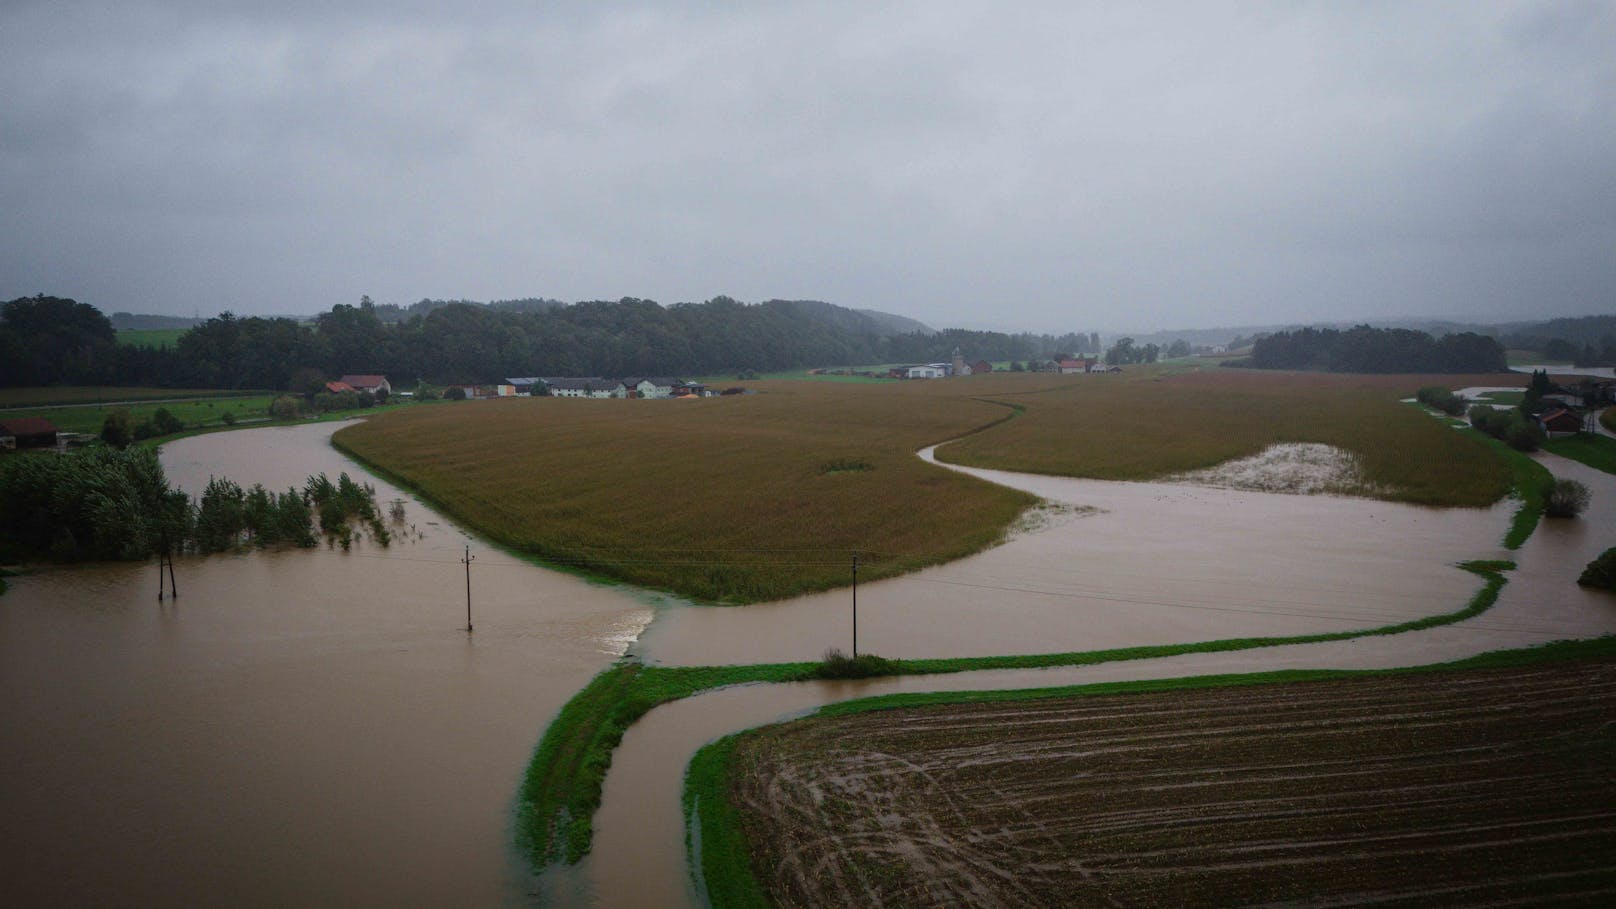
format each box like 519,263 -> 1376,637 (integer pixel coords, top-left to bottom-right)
584,443 -> 1616,909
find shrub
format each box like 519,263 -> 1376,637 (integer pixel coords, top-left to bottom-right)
100,410 -> 134,448
1467,404 -> 1492,428
1544,478 -> 1591,518
132,421 -> 157,441
811,648 -> 902,679
269,395 -> 302,420
414,385 -> 440,401
444,385 -> 467,401
1579,547 -> 1616,590
221,411 -> 237,426
1505,420 -> 1542,452
357,390 -> 376,409
151,408 -> 184,435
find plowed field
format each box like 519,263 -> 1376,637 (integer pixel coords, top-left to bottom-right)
728,660 -> 1616,908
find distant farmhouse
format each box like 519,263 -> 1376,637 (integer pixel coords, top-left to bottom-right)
338,374 -> 392,396
545,378 -> 626,398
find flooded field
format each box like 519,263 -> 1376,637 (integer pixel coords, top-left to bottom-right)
588,447 -> 1616,909
637,445 -> 1510,666
0,423 -> 654,908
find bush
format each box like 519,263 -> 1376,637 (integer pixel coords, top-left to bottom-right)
1544,478 -> 1591,518
444,385 -> 467,401
1467,404 -> 1492,428
415,384 -> 440,402
132,421 -> 157,441
1415,386 -> 1467,416
312,390 -> 360,412
151,407 -> 184,435
810,648 -> 902,679
1579,547 -> 1616,590
269,395 -> 302,420
1505,420 -> 1542,452
221,411 -> 237,426
100,410 -> 134,448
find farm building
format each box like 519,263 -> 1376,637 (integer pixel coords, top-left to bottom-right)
338,374 -> 392,396
1058,358 -> 1097,374
506,378 -> 544,395
1537,408 -> 1583,436
0,417 -> 60,450
970,360 -> 993,374
325,381 -> 356,394
548,378 -> 626,398
629,377 -> 685,399
905,365 -> 946,379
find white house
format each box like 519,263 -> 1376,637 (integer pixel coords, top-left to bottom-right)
631,377 -> 684,398
906,365 -> 946,379
547,378 -> 626,398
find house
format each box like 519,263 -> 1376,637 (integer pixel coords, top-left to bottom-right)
506,377 -> 544,395
0,417 -> 60,450
1538,408 -> 1583,435
632,377 -> 685,399
325,381 -> 356,394
970,360 -> 994,375
674,382 -> 708,397
1057,358 -> 1095,374
547,378 -> 626,398
338,374 -> 392,396
905,365 -> 945,379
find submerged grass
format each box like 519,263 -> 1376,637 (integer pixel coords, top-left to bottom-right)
520,560 -> 1514,869
689,633 -> 1616,908
0,395 -> 279,435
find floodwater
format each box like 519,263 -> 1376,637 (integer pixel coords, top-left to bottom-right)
0,422 -> 654,908
638,446 -> 1511,666
589,447 -> 1616,909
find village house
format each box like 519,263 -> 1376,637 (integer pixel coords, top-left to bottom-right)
547,378 -> 626,398
325,380 -> 355,394
0,416 -> 60,450
628,377 -> 685,399
338,374 -> 392,396
970,360 -> 993,375
1058,358 -> 1098,374
904,365 -> 946,379
1537,408 -> 1584,436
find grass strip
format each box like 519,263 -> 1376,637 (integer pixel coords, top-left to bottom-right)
519,560 -> 1514,869
684,733 -> 771,909
690,634 -> 1616,909
1544,432 -> 1616,476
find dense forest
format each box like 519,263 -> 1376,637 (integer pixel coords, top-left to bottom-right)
0,294 -> 1098,391
1245,325 -> 1508,374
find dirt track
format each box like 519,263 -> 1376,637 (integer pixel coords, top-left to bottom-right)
730,660 -> 1616,908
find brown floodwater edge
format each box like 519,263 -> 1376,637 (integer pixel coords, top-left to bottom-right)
0,422 -> 655,908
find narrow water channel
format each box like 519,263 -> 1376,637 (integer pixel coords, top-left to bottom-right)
0,422 -> 654,908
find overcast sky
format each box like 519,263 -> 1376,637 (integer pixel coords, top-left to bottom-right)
2,1 -> 1612,333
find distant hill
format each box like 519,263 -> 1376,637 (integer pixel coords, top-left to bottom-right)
855,308 -> 934,335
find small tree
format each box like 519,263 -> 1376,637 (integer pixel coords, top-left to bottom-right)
1578,547 -> 1616,590
151,408 -> 184,436
1505,420 -> 1542,452
269,395 -> 301,420
1545,478 -> 1591,518
1467,404 -> 1492,428
100,410 -> 134,448
444,385 -> 467,401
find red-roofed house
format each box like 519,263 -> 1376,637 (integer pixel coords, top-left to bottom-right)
0,417 -> 60,450
1057,358 -> 1096,374
970,360 -> 993,374
325,381 -> 356,394
1538,408 -> 1582,436
338,374 -> 392,396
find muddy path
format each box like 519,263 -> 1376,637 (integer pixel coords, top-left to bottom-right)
586,445 -> 1616,909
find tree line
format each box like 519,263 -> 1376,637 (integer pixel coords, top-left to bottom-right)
2,294 -> 1101,391
1243,325 -> 1507,374
0,445 -> 392,563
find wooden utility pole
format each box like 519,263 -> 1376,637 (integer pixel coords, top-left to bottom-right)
462,545 -> 475,632
157,539 -> 177,601
851,553 -> 859,658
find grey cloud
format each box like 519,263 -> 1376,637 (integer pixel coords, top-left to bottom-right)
2,1 -> 1611,331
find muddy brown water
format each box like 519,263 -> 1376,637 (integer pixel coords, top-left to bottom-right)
589,447 -> 1616,909
0,422 -> 654,908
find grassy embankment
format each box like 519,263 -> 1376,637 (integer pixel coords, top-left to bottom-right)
1604,408 -> 1616,434
334,382 -> 1039,603
518,559 -> 1515,866
688,635 -> 1616,908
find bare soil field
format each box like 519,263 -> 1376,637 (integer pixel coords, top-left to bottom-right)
726,658 -> 1616,908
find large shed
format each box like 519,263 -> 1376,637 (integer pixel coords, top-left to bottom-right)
0,417 -> 60,449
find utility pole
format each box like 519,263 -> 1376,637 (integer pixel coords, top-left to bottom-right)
851,553 -> 859,658
462,545 -> 475,632
157,539 -> 177,601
